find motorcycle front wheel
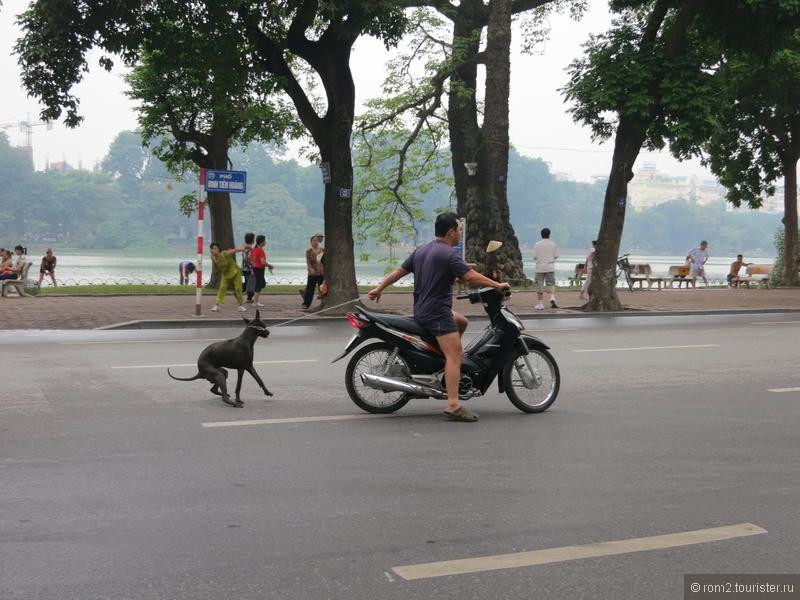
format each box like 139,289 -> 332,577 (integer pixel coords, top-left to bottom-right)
345,342 -> 412,414
502,348 -> 560,413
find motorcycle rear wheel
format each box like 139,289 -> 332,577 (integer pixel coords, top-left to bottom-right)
345,342 -> 412,414
502,348 -> 560,413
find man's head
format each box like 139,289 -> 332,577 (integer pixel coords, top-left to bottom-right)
311,233 -> 324,245
737,254 -> 743,261
435,212 -> 462,245
244,232 -> 255,245
541,228 -> 551,239
46,249 -> 53,256
592,240 -> 597,247
256,234 -> 266,247
700,240 -> 708,249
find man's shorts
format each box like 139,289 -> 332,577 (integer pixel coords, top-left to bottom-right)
415,312 -> 459,336
535,272 -> 556,293
689,265 -> 705,278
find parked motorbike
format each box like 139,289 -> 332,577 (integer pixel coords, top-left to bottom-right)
332,287 -> 560,414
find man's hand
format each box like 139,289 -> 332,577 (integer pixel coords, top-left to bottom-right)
368,288 -> 382,302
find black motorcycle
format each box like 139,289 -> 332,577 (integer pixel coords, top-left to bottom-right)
332,287 -> 560,414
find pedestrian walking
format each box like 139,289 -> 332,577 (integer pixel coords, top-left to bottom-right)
533,228 -> 559,309
686,240 -> 709,286
249,235 -> 274,308
241,232 -> 255,303
301,233 -> 324,310
209,242 -> 247,312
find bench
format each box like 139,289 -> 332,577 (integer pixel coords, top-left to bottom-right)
568,263 -> 587,287
667,265 -> 695,288
626,263 -> 664,290
733,264 -> 772,288
0,261 -> 33,297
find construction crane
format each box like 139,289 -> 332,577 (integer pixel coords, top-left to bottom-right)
0,114 -> 53,159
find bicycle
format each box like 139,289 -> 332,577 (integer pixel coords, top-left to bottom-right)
616,253 -> 634,291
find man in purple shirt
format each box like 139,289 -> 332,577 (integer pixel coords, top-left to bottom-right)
368,213 -> 509,422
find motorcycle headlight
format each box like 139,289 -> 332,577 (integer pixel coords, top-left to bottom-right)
501,308 -> 524,331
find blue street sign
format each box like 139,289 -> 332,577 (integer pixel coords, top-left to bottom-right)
205,169 -> 247,193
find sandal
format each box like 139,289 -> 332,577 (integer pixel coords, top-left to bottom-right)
443,406 -> 479,422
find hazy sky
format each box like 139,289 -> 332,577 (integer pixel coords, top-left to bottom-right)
1,0 -> 710,182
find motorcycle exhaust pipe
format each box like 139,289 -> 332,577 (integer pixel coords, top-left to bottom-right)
360,373 -> 446,399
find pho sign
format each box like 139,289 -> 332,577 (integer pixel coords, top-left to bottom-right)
205,169 -> 247,193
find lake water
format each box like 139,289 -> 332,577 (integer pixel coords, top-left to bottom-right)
24,247 -> 773,287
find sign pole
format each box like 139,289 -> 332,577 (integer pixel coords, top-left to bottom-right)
195,168 -> 206,316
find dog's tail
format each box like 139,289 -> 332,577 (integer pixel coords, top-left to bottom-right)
167,367 -> 203,382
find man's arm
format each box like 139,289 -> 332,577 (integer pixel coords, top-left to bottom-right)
462,269 -> 510,291
368,267 -> 410,302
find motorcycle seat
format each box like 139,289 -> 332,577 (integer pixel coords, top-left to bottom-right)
358,309 -> 431,337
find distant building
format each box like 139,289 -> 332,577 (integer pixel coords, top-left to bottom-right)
47,160 -> 75,173
726,184 -> 793,214
627,165 -> 726,209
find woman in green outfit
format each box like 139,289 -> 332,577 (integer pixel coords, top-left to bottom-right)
209,242 -> 247,312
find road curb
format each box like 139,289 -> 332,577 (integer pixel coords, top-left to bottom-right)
99,307 -> 800,330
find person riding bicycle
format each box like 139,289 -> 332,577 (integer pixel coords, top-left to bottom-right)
367,212 -> 509,422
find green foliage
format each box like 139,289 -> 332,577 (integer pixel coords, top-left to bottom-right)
562,4 -> 717,153
233,183 -> 323,251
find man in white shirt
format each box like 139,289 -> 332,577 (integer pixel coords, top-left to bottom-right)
686,240 -> 709,285
533,228 -> 559,309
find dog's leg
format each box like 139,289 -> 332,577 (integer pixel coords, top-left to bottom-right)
234,369 -> 245,407
203,366 -> 235,407
246,365 -> 273,397
210,368 -> 228,396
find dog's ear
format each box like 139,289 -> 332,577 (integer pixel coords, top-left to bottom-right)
254,309 -> 260,320
242,316 -> 250,324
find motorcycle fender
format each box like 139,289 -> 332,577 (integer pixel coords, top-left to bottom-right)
499,334 -> 550,394
331,333 -> 364,363
518,333 -> 550,352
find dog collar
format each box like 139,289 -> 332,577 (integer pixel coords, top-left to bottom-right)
248,324 -> 269,332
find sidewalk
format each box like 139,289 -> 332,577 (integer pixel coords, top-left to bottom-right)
1,287 -> 799,330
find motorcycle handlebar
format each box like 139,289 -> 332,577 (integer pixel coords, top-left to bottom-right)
456,286 -> 511,301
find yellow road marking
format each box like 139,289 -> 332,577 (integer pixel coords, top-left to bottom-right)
392,523 -> 766,581
574,344 -> 719,353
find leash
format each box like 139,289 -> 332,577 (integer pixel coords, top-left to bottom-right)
266,296 -> 363,329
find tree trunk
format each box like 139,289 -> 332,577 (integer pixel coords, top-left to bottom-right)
585,119 -> 647,311
474,0 -> 527,285
319,123 -> 359,312
781,154 -> 800,286
313,46 -> 360,313
448,0 -> 526,284
205,146 -> 234,289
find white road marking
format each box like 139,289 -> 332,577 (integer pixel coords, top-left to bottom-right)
747,321 -> 800,325
201,412 -> 434,428
111,359 -> 317,369
574,344 -> 719,353
391,523 -> 767,581
767,387 -> 800,393
63,338 -> 225,345
384,571 -> 396,583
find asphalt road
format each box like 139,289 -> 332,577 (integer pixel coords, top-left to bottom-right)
2,313 -> 799,600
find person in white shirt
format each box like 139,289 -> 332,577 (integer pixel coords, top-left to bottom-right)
533,228 -> 559,309
686,240 -> 709,285
579,240 -> 597,301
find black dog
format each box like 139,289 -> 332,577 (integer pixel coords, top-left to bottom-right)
167,310 -> 273,407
